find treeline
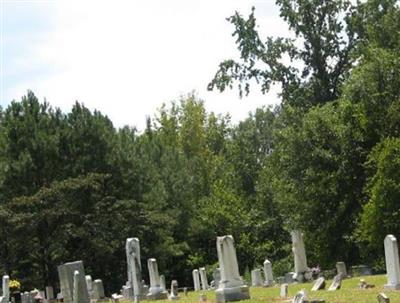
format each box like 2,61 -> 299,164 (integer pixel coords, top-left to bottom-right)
1,0 -> 400,295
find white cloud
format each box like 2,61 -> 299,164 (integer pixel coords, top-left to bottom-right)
4,0 -> 290,130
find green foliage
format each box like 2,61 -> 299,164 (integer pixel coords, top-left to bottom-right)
208,0 -> 357,108
357,138 -> 400,265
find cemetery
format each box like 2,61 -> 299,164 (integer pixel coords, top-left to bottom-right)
2,1 -> 400,303
1,232 -> 400,303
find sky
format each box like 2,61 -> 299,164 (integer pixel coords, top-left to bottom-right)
1,0 -> 290,130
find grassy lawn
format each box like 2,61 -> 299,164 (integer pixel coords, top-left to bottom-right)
122,274 -> 400,303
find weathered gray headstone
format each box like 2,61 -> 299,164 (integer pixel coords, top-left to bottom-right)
45,286 -> 55,301
183,288 -> 188,296
292,290 -> 306,303
284,272 -> 295,284
213,268 -> 221,289
21,293 -> 29,303
126,238 -> 144,301
1,275 -> 10,303
251,269 -> 263,287
291,230 -> 309,282
199,268 -> 209,290
111,293 -> 123,303
160,275 -> 166,292
146,258 -> 168,300
263,259 -> 273,287
311,277 -> 325,291
328,274 -> 341,291
215,235 -> 250,303
93,279 -> 105,300
336,262 -> 347,279
192,270 -> 201,291
280,284 -> 288,298
169,280 -> 179,301
58,261 -> 90,303
73,270 -> 88,303
377,293 -> 390,303
384,235 -> 400,290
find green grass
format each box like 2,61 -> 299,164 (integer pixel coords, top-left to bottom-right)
122,275 -> 400,303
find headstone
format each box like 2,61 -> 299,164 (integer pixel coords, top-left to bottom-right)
199,268 -> 209,290
292,290 -> 306,303
251,269 -> 263,287
263,260 -> 273,287
73,270 -> 87,303
45,286 -> 55,301
169,280 -> 179,301
21,293 -> 29,303
126,238 -> 144,301
384,235 -> 400,290
280,284 -> 288,298
213,268 -> 221,289
377,293 -> 390,303
215,235 -> 250,303
291,230 -> 309,281
93,280 -> 105,300
311,277 -> 325,291
160,275 -> 166,291
2,275 -> 10,303
336,262 -> 347,279
111,294 -> 123,303
183,288 -> 188,296
146,258 -> 168,300
192,270 -> 201,291
328,274 -> 341,291
284,272 -> 295,284
57,261 -> 90,303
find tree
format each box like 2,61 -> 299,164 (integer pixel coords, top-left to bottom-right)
208,0 -> 358,108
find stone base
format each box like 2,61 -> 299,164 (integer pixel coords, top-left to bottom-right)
384,283 -> 400,290
215,285 -> 250,303
146,291 -> 168,301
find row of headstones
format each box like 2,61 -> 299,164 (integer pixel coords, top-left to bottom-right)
121,237 -> 180,302
57,260 -> 106,303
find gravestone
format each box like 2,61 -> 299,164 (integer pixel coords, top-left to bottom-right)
73,270 -> 88,303
251,269 -> 263,287
58,261 -> 90,303
377,293 -> 390,303
160,275 -> 166,292
280,284 -> 288,298
86,275 -> 93,299
126,238 -> 144,301
169,280 -> 179,301
336,262 -> 347,279
291,230 -> 309,282
328,274 -> 341,291
45,286 -> 55,302
384,235 -> 400,290
111,294 -> 123,303
213,268 -> 221,289
192,270 -> 201,291
199,268 -> 209,290
183,288 -> 188,296
146,258 -> 168,300
284,272 -> 295,284
263,259 -> 273,287
293,290 -> 306,303
93,279 -> 106,300
311,277 -> 325,291
215,235 -> 250,303
1,275 -> 10,303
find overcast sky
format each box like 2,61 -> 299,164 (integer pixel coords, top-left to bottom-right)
1,0 -> 290,130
